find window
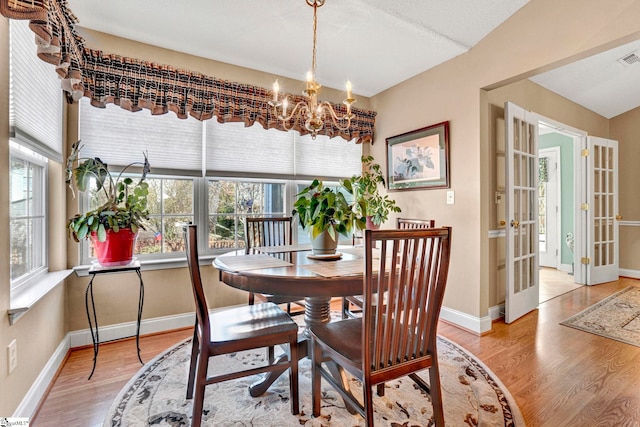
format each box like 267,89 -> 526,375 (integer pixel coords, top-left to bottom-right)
9,144 -> 47,288
208,179 -> 287,252
140,177 -> 195,255
8,19 -> 62,291
78,97 -> 362,264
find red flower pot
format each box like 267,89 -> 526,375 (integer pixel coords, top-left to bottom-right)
90,228 -> 138,267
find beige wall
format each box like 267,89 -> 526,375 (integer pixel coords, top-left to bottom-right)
369,0 -> 640,319
0,17 -> 68,416
612,107 -> 640,272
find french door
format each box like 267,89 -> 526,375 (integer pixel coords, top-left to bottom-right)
505,102 -> 539,323
586,136 -> 619,284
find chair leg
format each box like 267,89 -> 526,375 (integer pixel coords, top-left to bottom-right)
376,383 -> 385,396
428,361 -> 445,427
342,298 -> 349,319
268,345 -> 275,364
363,380 -> 375,427
311,338 -> 322,417
186,323 -> 199,399
289,337 -> 299,415
248,292 -> 255,305
191,350 -> 209,427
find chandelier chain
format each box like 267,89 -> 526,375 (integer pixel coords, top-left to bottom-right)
311,1 -> 318,77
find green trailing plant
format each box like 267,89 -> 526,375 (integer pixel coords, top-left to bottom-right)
351,155 -> 401,227
293,179 -> 365,241
66,140 -> 151,242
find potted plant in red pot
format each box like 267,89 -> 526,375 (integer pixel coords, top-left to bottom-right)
66,140 -> 150,266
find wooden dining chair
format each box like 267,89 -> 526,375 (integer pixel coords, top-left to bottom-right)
245,216 -> 305,314
312,227 -> 451,426
342,218 -> 436,319
183,224 -> 299,427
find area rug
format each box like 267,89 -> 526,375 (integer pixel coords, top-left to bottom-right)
560,285 -> 640,347
103,328 -> 525,427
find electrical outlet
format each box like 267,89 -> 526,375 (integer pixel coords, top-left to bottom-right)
8,339 -> 17,374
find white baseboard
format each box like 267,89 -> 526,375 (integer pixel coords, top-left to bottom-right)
440,306 -> 493,335
68,312 -> 195,348
15,312 -> 196,418
13,335 -> 69,418
619,268 -> 640,279
488,304 -> 505,321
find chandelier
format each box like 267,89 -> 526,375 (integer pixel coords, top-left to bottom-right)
269,0 -> 356,139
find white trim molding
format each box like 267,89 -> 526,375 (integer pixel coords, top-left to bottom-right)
439,306 -> 493,335
619,220 -> 640,227
619,269 -> 640,279
13,335 -> 69,418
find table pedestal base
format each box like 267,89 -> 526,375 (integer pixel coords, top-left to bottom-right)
249,296 -> 355,414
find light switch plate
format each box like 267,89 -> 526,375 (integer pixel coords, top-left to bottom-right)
446,190 -> 455,205
8,339 -> 17,374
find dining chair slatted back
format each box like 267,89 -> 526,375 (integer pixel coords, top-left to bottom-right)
244,217 -> 303,312
397,217 -> 436,229
245,217 -> 293,250
312,227 -> 452,426
343,218 -> 436,319
184,224 -> 299,427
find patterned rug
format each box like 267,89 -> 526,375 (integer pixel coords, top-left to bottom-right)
103,327 -> 524,427
561,285 -> 640,347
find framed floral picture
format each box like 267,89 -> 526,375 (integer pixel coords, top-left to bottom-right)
386,121 -> 450,191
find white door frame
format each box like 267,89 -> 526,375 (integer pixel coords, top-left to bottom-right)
538,147 -> 561,269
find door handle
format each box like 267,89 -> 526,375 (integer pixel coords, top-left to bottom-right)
615,215 -> 622,220
511,220 -> 520,228
499,220 -> 506,227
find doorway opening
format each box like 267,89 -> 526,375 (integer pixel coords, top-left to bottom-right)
537,122 -> 583,302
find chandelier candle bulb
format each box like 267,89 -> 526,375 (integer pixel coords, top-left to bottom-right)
346,80 -> 352,99
273,80 -> 279,102
282,98 -> 288,116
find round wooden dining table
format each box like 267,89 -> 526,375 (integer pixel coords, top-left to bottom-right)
213,246 -> 365,397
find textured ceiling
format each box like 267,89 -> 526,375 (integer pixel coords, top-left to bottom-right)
67,0 -> 638,118
67,0 -> 528,97
530,39 -> 640,119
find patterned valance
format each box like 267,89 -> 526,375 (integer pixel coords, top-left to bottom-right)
1,0 -> 376,144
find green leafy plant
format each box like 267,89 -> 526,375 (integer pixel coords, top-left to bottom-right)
293,179 -> 365,241
351,155 -> 401,227
66,140 -> 151,242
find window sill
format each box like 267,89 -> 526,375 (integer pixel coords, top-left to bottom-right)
72,255 -> 218,277
9,269 -> 74,325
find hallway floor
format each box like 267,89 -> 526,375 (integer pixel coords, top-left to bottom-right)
539,267 -> 582,303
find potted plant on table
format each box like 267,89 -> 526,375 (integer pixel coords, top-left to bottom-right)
351,155 -> 401,229
66,140 -> 151,266
293,179 -> 365,255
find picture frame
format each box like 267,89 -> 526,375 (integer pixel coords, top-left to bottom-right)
386,121 -> 450,191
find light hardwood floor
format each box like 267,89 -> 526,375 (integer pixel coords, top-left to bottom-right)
33,278 -> 640,426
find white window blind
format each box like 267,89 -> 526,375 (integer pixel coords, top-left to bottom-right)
206,121 -> 295,178
79,97 -> 203,175
80,97 -> 362,179
206,121 -> 361,180
295,132 -> 362,179
9,20 -> 63,162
